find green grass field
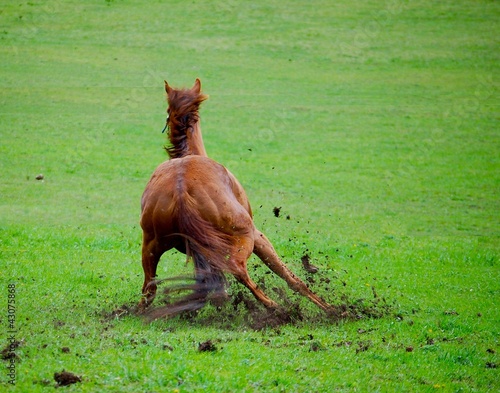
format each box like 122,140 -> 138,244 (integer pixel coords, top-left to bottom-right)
1,0 -> 499,391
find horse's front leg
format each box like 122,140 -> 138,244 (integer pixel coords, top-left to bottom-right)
253,229 -> 334,313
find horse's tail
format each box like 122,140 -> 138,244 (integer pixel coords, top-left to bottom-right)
178,206 -> 233,294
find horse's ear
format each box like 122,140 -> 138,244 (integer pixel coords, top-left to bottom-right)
192,78 -> 201,94
165,80 -> 172,95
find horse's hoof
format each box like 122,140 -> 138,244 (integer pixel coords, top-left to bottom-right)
137,297 -> 153,313
325,306 -> 337,318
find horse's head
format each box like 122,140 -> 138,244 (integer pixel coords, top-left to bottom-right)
162,79 -> 208,133
162,79 -> 209,158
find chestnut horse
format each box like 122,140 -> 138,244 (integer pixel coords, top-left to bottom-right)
139,78 -> 333,319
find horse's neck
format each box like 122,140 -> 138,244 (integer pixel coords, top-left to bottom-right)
187,121 -> 207,156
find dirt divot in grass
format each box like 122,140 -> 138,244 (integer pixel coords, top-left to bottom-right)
103,291 -> 392,331
102,259 -> 394,332
198,340 -> 217,352
54,370 -> 82,387
1,339 -> 23,361
102,303 -> 139,321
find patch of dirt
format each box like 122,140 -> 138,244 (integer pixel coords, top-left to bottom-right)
54,370 -> 81,386
248,308 -> 293,330
273,206 -> 281,217
53,319 -> 65,328
355,341 -> 372,354
101,303 -> 139,321
325,292 -> 393,322
335,341 -> 353,348
1,339 -> 23,360
103,252 -> 394,330
154,277 -> 388,328
198,340 -> 217,352
105,286 -> 392,332
309,341 -> 325,352
232,290 -> 258,312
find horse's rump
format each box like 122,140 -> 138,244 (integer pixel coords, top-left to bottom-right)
140,157 -> 244,313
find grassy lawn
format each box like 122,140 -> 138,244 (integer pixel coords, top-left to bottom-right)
1,0 -> 498,391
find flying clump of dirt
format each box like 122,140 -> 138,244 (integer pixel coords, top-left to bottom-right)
301,253 -> 319,274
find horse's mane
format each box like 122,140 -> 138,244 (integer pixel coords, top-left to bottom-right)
165,86 -> 208,159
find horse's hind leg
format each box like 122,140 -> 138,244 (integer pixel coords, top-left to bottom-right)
229,237 -> 279,310
253,229 -> 333,312
234,269 -> 279,310
139,234 -> 162,310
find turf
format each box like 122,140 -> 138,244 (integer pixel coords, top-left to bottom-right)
1,0 -> 499,391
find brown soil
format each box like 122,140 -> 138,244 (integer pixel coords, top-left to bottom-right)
54,370 -> 81,386
103,255 -> 393,330
1,339 -> 23,360
301,253 -> 319,274
104,288 -> 391,332
102,304 -> 138,320
198,340 -> 217,352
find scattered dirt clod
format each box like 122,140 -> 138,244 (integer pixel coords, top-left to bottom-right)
250,308 -> 293,330
301,254 -> 319,274
54,370 -> 82,386
1,340 -> 23,360
198,340 -> 217,352
273,206 -> 281,217
310,342 -> 323,352
356,341 -> 371,354
102,304 -> 138,321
